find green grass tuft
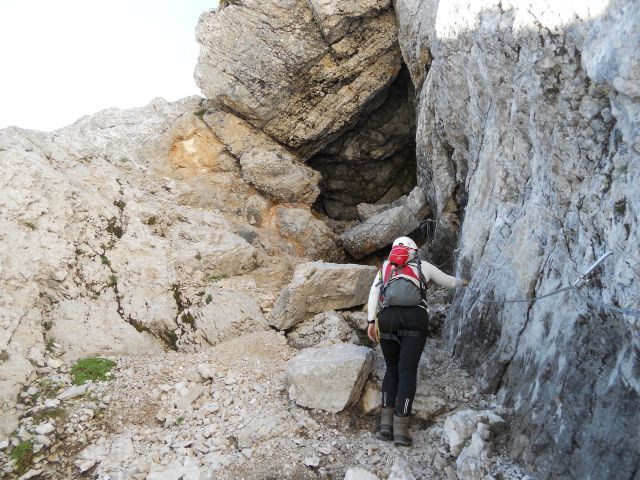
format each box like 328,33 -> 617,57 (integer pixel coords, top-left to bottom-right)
70,357 -> 116,385
206,273 -> 228,283
10,441 -> 33,475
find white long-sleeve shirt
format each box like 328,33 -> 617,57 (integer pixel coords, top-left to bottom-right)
367,260 -> 463,321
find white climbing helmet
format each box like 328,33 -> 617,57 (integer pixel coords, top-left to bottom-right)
392,236 -> 417,250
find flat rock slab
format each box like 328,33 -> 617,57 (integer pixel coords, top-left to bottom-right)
286,343 -> 373,412
268,262 -> 377,330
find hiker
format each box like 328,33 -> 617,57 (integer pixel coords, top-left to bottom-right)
367,236 -> 468,446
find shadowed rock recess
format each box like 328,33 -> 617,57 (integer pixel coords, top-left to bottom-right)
395,0 -> 639,477
0,0 -> 637,478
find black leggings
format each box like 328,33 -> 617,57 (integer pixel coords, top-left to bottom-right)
379,306 -> 428,416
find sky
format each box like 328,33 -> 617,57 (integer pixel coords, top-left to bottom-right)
0,0 -> 216,131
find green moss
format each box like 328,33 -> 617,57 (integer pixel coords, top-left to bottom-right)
32,407 -> 66,424
45,337 -> 56,353
160,329 -> 179,351
195,253 -> 202,261
114,199 -> 126,211
176,416 -> 184,425
146,216 -> 157,226
100,255 -> 110,266
205,294 -> 213,305
194,108 -> 208,119
10,441 -> 33,475
108,274 -> 118,286
24,221 -> 37,231
0,350 -> 9,363
70,357 -> 116,385
106,217 -> 124,239
206,273 -> 228,283
181,312 -> 196,329
614,199 -> 626,217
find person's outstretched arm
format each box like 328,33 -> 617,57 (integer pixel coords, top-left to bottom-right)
421,260 -> 468,288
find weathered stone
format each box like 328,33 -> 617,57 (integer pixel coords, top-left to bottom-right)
240,147 -> 321,205
286,343 -> 373,412
236,415 -> 284,449
147,456 -> 205,480
34,423 -> 55,435
344,467 -> 380,480
173,382 -> 204,411
58,384 -> 90,401
388,457 -> 417,480
307,0 -> 390,44
268,262 -> 377,330
359,381 -> 381,415
287,311 -> 358,349
398,0 -> 640,477
357,187 -> 429,222
342,205 -> 420,259
195,0 -> 401,156
412,395 -> 447,422
195,291 -> 268,347
274,207 -> 341,262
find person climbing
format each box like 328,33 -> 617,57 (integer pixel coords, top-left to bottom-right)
367,236 -> 468,446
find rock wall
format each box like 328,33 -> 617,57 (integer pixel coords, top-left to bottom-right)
396,0 -> 640,477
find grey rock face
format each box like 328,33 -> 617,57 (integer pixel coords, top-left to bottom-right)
397,0 -> 640,477
342,205 -> 420,259
194,0 -> 401,156
268,262 -> 377,330
285,343 -> 373,412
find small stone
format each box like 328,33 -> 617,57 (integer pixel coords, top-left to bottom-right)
0,440 -> 9,450
18,469 -> 43,480
26,387 -> 39,396
44,399 -> 60,408
304,456 -> 320,468
35,423 -> 55,436
47,358 -> 63,369
58,384 -> 89,401
33,435 -> 51,447
318,445 -> 332,455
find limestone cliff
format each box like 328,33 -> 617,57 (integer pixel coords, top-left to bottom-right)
396,0 -> 639,477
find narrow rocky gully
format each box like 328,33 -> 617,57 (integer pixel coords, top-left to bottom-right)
1,0 -> 638,479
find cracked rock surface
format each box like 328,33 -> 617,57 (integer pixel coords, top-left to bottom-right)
396,0 -> 640,477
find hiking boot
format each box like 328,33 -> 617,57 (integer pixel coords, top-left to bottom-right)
393,414 -> 412,446
377,407 -> 394,441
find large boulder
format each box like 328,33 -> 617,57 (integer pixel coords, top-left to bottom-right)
268,262 -> 377,330
239,147 -> 321,205
194,0 -> 401,156
341,205 -> 420,259
357,186 -> 429,221
286,343 -> 373,412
